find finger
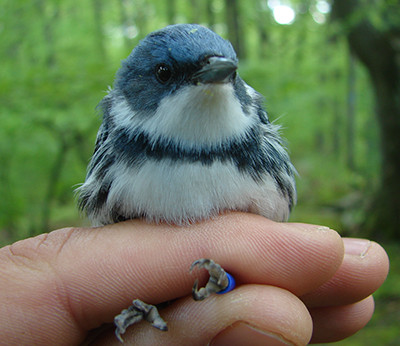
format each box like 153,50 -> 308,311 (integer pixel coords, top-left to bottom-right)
92,285 -> 313,346
309,295 -> 375,343
300,239 -> 389,308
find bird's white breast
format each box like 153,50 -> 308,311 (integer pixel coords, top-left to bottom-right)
95,158 -> 290,225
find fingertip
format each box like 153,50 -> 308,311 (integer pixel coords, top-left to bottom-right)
309,295 -> 375,343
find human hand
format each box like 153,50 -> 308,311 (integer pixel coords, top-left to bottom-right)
0,212 -> 389,346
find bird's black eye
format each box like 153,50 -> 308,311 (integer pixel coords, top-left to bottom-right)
155,64 -> 172,83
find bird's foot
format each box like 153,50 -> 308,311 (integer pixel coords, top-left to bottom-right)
114,299 -> 168,343
114,259 -> 235,342
190,258 -> 235,301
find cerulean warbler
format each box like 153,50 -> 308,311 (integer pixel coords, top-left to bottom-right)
77,23 -> 297,341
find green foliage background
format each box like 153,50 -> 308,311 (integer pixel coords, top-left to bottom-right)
0,0 -> 398,344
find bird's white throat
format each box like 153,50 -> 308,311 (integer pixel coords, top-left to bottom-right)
112,83 -> 257,149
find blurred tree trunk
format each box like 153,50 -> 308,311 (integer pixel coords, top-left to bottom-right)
166,0 -> 177,24
346,50 -> 357,171
136,3 -> 148,40
118,0 -> 131,51
191,0 -> 200,23
35,0 -> 59,68
206,0 -> 215,28
40,132 -> 69,234
225,0 -> 245,59
255,2 -> 269,59
332,0 -> 400,240
332,69 -> 342,158
92,0 -> 107,62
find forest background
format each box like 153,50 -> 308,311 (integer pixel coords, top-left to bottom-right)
0,0 -> 399,344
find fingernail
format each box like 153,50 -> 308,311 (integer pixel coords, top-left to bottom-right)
291,223 -> 335,233
343,238 -> 371,257
209,322 -> 295,346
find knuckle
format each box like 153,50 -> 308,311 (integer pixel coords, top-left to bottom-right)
4,228 -> 79,273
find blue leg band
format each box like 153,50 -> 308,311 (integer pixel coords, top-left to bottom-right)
216,272 -> 236,294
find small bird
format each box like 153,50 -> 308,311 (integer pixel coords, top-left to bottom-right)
77,23 -> 296,341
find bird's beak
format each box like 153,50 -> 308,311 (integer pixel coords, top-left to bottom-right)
192,56 -> 238,84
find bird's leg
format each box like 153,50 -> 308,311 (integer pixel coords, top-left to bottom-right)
190,258 -> 235,301
114,299 -> 168,342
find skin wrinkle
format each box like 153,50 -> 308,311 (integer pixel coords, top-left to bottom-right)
223,323 -> 299,346
44,230 -> 92,334
53,265 -> 84,334
7,233 -> 52,269
44,229 -> 96,332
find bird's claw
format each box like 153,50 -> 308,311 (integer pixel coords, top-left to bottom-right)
190,258 -> 229,301
114,299 -> 168,343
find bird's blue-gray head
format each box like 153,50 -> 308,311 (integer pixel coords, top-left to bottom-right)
114,24 -> 239,113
